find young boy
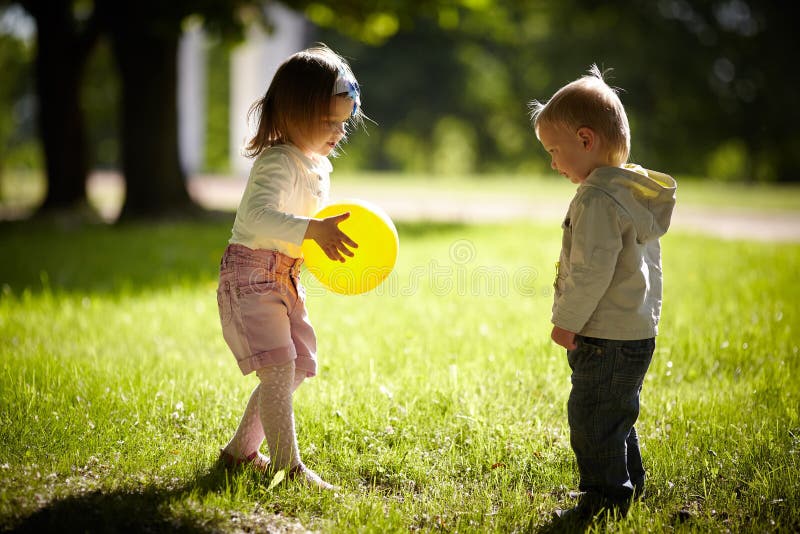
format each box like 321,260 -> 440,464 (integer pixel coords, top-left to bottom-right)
529,66 -> 676,520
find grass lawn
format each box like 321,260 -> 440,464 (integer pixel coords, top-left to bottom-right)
1,215 -> 799,533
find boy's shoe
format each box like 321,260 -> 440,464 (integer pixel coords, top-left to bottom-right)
632,478 -> 646,501
553,491 -> 600,522
553,492 -> 630,522
218,449 -> 271,474
553,504 -> 593,522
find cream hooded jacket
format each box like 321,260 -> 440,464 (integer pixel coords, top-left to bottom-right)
552,164 -> 677,340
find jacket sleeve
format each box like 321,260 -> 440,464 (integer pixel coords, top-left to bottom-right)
236,154 -> 312,246
552,191 -> 623,333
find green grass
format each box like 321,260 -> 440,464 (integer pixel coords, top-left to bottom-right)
1,217 -> 799,533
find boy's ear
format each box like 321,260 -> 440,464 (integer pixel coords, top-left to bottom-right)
576,127 -> 596,151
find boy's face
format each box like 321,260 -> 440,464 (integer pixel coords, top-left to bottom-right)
537,123 -> 603,184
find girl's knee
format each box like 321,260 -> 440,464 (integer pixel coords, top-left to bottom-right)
255,360 -> 296,383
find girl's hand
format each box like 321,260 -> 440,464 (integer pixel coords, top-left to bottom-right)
305,213 -> 359,262
551,325 -> 577,350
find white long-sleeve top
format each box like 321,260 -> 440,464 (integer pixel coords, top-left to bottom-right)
229,144 -> 331,258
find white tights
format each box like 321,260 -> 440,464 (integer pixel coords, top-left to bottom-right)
223,360 -> 333,488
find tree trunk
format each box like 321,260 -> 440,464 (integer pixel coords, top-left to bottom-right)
106,6 -> 199,220
23,0 -> 98,216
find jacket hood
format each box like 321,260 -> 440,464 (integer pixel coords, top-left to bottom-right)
583,164 -> 677,243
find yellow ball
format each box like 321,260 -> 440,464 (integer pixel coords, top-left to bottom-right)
302,199 -> 399,295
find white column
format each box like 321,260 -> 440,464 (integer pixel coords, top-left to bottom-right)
230,4 -> 307,177
177,21 -> 206,176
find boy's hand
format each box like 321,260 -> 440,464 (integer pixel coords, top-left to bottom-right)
305,213 -> 359,262
551,326 -> 577,350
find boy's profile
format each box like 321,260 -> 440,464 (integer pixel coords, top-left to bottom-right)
529,66 -> 677,520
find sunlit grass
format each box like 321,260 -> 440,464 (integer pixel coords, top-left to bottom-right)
1,218 -> 799,532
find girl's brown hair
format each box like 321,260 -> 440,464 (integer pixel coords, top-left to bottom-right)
244,44 -> 363,158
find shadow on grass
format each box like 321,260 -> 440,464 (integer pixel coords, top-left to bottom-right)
5,464 -> 289,534
0,217 -> 232,296
0,218 -> 471,296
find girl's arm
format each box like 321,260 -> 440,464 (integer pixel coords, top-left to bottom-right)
237,154 -> 317,245
304,213 -> 358,263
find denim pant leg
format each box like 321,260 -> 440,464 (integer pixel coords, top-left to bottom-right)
567,336 -> 654,508
627,425 -> 645,495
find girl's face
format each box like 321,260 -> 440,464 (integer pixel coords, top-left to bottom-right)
537,123 -> 604,184
298,96 -> 354,157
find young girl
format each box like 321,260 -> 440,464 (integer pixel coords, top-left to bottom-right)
216,44 -> 364,489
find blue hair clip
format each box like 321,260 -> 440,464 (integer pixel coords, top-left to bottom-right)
334,73 -> 361,117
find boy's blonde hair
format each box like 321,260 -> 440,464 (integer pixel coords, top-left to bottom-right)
529,65 -> 630,166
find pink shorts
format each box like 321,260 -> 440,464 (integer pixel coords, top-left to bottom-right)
217,244 -> 317,377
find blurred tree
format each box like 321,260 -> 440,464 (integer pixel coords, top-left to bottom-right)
10,0 -> 796,217
204,37 -> 231,173
317,16 -> 469,172
96,0 -> 448,219
541,0 -> 800,182
0,13 -> 34,200
8,0 -> 101,216
82,37 -> 120,170
95,0 -> 206,220
316,3 -> 543,174
9,0 -> 451,221
320,0 -> 800,181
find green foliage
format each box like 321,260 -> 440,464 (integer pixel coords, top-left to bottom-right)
298,0 -> 440,45
204,37 -> 231,173
316,0 -> 800,180
1,214 -> 799,532
2,0 -> 799,220
0,12 -> 36,177
431,115 -> 478,175
706,139 -> 749,182
82,38 -> 120,169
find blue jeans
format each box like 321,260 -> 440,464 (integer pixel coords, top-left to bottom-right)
567,335 -> 655,510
